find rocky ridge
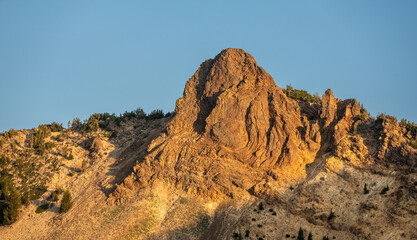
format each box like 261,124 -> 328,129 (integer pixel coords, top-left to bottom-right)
114,49 -> 363,200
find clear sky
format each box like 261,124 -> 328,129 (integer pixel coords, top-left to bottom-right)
1,1 -> 416,131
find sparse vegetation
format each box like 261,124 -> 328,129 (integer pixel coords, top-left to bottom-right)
258,202 -> 264,210
359,104 -> 369,120
380,185 -> 389,195
376,113 -> 397,124
35,204 -> 49,214
400,118 -> 417,134
50,189 -> 63,202
285,85 -> 321,103
6,129 -> 18,138
233,232 -> 243,240
147,109 -> 165,120
327,209 -> 336,221
51,192 -> 59,202
31,124 -> 51,155
49,122 -> 63,132
84,114 -> 100,133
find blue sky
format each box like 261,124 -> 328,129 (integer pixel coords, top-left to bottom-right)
1,1 -> 416,131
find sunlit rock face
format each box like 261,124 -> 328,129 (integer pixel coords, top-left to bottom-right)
113,48 -> 362,201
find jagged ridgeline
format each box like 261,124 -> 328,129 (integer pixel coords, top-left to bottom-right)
0,49 -> 416,240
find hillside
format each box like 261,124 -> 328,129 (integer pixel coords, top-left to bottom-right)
1,49 -> 417,240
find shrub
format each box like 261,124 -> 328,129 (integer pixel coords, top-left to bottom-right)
71,118 -> 82,129
323,237 -> 330,240
51,192 -> 59,202
257,224 -> 263,228
59,190 -> 72,213
400,119 -> 417,134
0,154 -> 8,167
363,183 -> 369,194
359,104 -> 368,120
84,114 -> 100,133
284,85 -> 321,103
55,134 -> 64,142
49,122 -> 63,132
31,124 -> 51,149
327,209 -> 335,221
67,153 -> 74,160
30,185 -> 48,200
122,110 -> 137,119
45,142 -> 56,149
135,108 -> 147,119
6,129 -> 18,138
165,111 -> 175,117
36,144 -> 46,156
380,185 -> 389,195
258,202 -> 264,210
376,113 -> 397,123
245,230 -> 250,237
147,109 -> 164,120
232,233 -> 243,240
35,204 -> 49,214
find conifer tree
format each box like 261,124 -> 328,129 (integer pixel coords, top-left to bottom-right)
297,227 -> 305,240
60,190 -> 72,213
2,183 -> 22,225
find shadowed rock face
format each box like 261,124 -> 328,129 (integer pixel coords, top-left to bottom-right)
114,48 -> 361,200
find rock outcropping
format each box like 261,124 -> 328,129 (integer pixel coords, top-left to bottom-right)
114,48 -> 362,201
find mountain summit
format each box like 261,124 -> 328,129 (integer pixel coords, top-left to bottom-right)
114,48 -> 362,200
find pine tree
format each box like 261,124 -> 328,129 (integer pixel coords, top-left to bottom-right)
59,190 -> 72,213
363,183 -> 369,194
2,184 -> 22,225
297,227 -> 305,240
308,232 -> 313,240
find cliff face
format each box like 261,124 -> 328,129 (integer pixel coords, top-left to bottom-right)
114,49 -> 362,201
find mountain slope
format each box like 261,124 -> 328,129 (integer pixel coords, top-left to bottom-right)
1,48 -> 416,240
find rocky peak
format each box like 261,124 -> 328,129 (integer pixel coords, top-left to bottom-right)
114,49 -> 364,202
168,48 -> 276,136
